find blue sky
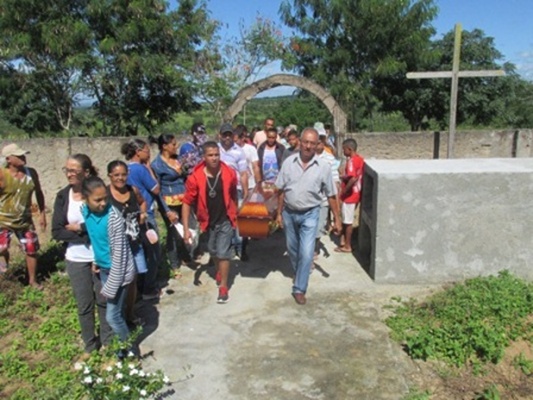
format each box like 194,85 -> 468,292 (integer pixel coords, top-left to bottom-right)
202,0 -> 533,95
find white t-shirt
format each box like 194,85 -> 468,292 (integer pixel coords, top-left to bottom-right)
65,189 -> 94,263
262,148 -> 279,183
242,143 -> 259,189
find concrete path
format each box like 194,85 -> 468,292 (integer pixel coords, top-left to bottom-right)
137,231 -> 439,400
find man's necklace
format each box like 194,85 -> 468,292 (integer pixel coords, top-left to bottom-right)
206,170 -> 221,198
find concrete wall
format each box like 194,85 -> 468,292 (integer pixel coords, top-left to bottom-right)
357,158 -> 533,284
1,129 -> 531,210
341,129 -> 532,160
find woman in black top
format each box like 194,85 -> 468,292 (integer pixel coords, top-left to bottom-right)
107,160 -> 147,326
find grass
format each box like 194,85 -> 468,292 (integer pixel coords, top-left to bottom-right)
386,271 -> 533,367
387,270 -> 533,399
0,238 -> 172,399
0,243 -> 85,398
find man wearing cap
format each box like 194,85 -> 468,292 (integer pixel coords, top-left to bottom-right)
0,143 -> 46,288
218,123 -> 249,260
314,122 -> 336,156
275,128 -> 342,305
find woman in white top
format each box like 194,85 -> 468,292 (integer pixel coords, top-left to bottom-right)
51,154 -> 112,354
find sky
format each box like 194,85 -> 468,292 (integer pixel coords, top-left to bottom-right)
202,0 -> 533,96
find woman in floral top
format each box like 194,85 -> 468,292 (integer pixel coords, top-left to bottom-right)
151,134 -> 194,278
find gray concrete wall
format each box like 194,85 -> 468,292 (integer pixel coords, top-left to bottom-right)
0,137 -> 146,209
357,158 -> 533,284
1,129 -> 531,211
341,129 -> 532,160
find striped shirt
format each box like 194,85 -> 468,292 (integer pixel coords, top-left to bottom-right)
83,204 -> 135,299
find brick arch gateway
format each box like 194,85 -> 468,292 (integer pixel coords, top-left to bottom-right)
224,73 -> 347,138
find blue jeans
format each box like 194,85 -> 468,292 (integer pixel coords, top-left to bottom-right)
132,243 -> 147,274
232,189 -> 245,254
282,206 -> 320,294
100,269 -> 129,342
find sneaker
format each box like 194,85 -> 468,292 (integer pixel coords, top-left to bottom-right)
215,271 -> 221,287
217,286 -> 229,304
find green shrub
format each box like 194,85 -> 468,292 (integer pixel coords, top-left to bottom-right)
386,271 -> 533,367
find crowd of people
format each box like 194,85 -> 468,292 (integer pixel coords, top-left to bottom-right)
0,117 -> 364,357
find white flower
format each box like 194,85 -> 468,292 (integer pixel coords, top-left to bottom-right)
128,363 -> 135,369
116,361 -> 123,368
83,367 -> 91,375
83,376 -> 93,384
106,366 -> 113,372
96,377 -> 103,384
127,351 -> 135,357
122,385 -> 130,392
163,375 -> 170,384
116,372 -> 123,379
140,389 -> 147,396
129,369 -> 138,376
74,362 -> 83,371
138,370 -> 146,377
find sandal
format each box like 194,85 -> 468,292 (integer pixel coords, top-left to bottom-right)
334,247 -> 352,253
171,268 -> 183,280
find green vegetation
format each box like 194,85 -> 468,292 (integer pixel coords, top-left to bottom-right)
281,0 -> 533,131
2,0 -> 533,138
388,271 -> 533,399
401,388 -> 431,400
512,352 -> 533,375
474,385 -> 501,400
386,271 -> 533,368
0,241 -> 172,399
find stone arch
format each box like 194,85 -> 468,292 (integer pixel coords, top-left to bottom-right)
224,74 -> 347,136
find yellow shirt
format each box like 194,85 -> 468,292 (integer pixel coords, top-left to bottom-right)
0,167 -> 35,230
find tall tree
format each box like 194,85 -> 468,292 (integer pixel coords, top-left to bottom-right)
422,29 -> 521,129
83,0 -> 214,136
0,65 -> 62,135
279,0 -> 438,130
0,0 -> 91,132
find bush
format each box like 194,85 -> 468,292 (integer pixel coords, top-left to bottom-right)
386,271 -> 533,367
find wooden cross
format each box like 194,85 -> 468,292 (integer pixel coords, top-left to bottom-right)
407,23 -> 505,158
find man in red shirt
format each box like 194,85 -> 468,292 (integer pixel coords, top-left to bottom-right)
335,138 -> 364,253
182,141 -> 238,303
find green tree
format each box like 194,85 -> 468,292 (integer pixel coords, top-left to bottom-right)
0,65 -> 62,135
279,0 -> 438,130
83,0 -> 213,136
0,0 -> 91,132
270,93 -> 331,128
420,29 -> 525,130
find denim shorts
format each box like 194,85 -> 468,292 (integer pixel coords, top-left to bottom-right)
207,220 -> 234,260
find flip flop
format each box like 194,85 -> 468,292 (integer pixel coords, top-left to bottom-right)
172,269 -> 183,280
334,247 -> 352,253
